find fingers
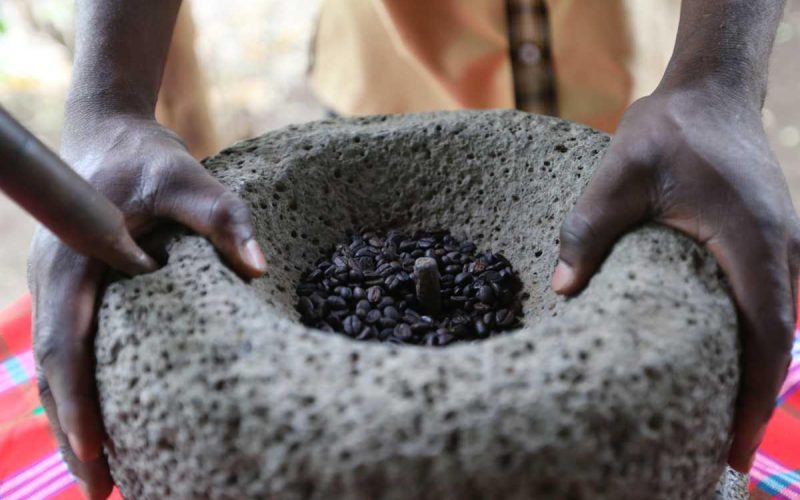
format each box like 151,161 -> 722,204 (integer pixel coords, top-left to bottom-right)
33,256 -> 109,464
706,235 -> 795,472
38,378 -> 114,500
152,160 -> 266,278
553,148 -> 651,295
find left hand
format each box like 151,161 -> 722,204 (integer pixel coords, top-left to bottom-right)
552,83 -> 799,472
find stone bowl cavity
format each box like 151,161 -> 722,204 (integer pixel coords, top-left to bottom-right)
95,110 -> 739,499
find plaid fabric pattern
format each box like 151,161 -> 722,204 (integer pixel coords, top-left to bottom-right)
1,292 -> 799,498
0,295 -> 121,500
505,0 -> 557,115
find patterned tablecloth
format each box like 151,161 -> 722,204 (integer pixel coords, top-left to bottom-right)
1,293 -> 799,499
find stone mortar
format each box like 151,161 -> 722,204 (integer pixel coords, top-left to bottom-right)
96,110 -> 740,499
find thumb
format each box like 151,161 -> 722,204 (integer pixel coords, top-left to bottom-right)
152,159 -> 267,278
553,149 -> 652,295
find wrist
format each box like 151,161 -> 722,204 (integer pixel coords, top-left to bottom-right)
65,83 -> 157,122
61,92 -> 160,158
656,66 -> 766,114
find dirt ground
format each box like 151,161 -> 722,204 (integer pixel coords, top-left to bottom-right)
1,0 -> 800,306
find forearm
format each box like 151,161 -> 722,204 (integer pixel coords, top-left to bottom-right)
659,0 -> 785,108
68,0 -> 182,117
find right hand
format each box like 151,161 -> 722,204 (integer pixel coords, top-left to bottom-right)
28,109 -> 266,498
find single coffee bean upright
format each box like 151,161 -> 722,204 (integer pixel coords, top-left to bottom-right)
414,257 -> 441,316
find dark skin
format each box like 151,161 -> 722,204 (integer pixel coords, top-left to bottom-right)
27,0 -> 797,497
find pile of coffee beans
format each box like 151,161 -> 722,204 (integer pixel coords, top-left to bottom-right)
295,229 -> 525,346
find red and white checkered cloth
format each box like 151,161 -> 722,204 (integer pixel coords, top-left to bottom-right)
1,293 -> 799,499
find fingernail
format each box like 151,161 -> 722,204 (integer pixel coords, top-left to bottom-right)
137,250 -> 159,272
551,261 -> 575,294
241,239 -> 267,273
746,452 -> 757,471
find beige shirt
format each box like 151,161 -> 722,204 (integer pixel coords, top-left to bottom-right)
310,0 -> 680,132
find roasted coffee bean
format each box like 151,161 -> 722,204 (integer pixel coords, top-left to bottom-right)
326,296 -> 347,309
474,319 -> 489,338
472,302 -> 490,313
384,275 -> 401,291
335,286 -> 353,300
487,261 -> 506,272
366,309 -> 382,324
496,309 -> 511,326
418,238 -> 435,249
379,317 -> 397,328
353,286 -> 366,300
399,240 -> 416,252
454,271 -> 473,286
326,315 -> 343,330
451,323 -> 469,337
436,332 -> 455,346
411,322 -> 433,334
395,323 -> 413,340
383,245 -> 398,260
343,315 -> 363,336
403,314 -> 419,325
498,309 -> 516,327
405,309 -> 421,321
310,292 -> 326,307
367,286 -> 382,303
378,296 -> 395,309
477,285 -> 495,304
356,326 -> 375,341
383,306 -> 400,320
298,297 -> 316,318
484,270 -> 503,283
355,247 -> 377,258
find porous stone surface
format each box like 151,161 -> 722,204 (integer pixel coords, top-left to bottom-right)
96,110 -> 739,499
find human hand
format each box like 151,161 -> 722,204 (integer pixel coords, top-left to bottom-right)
29,110 -> 266,498
552,84 -> 798,472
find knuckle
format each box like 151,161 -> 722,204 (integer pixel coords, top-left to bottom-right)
559,210 -> 596,251
33,330 -> 62,372
209,191 -> 252,232
140,160 -> 181,212
37,375 -> 52,401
